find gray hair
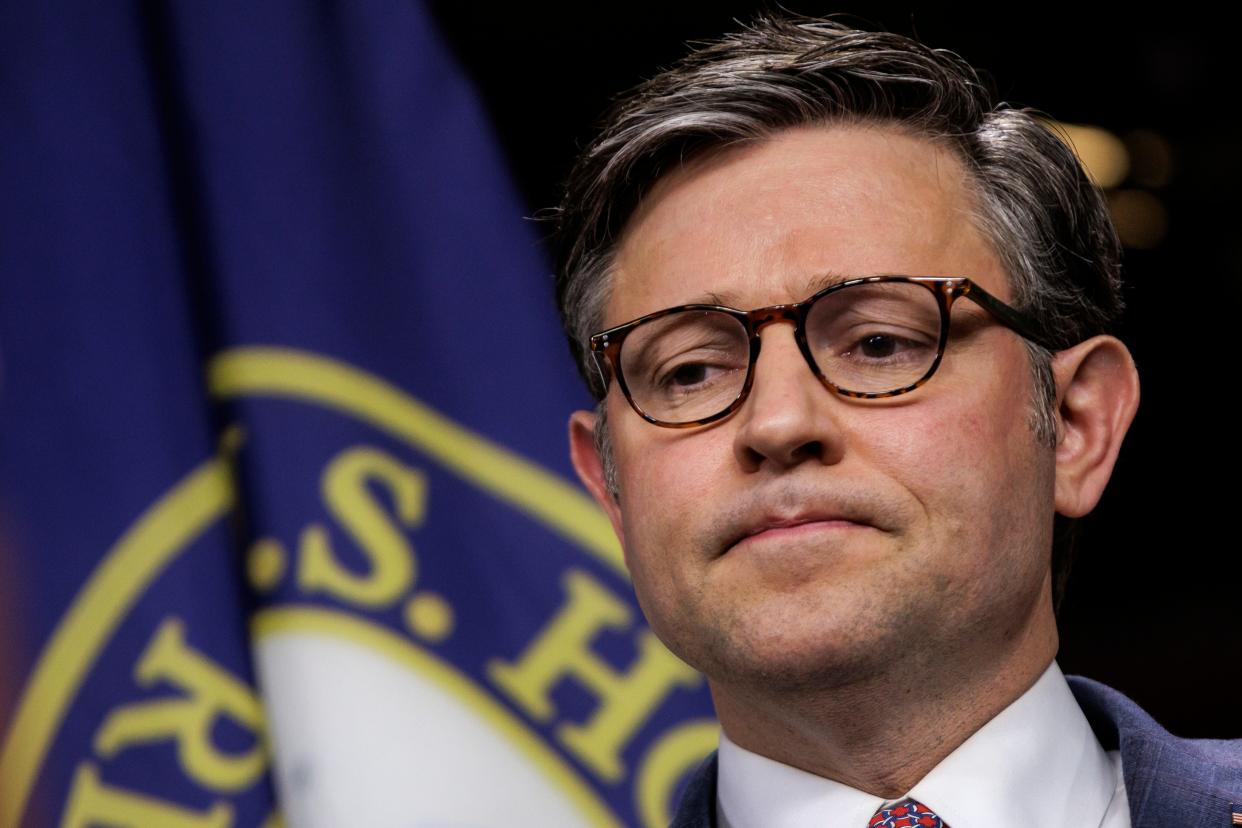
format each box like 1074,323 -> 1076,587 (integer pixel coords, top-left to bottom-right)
551,15 -> 1124,608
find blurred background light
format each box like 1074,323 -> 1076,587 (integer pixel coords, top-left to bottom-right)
1052,121 -> 1131,189
1125,128 -> 1175,189
1109,189 -> 1170,249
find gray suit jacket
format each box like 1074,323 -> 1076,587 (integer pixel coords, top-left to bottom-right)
670,676 -> 1242,828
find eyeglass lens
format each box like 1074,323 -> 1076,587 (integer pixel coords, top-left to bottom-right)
618,281 -> 943,423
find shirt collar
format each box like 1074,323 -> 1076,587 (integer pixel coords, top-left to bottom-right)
717,661 -> 1118,828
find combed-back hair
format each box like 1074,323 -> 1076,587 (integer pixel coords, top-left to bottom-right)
550,15 -> 1125,610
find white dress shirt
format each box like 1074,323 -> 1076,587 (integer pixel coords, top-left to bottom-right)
717,661 -> 1130,827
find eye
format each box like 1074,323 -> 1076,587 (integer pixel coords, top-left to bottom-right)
618,310 -> 750,413
655,356 -> 737,392
858,334 -> 898,359
837,328 -> 935,364
668,362 -> 712,387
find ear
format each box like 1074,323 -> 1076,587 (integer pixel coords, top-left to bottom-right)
569,409 -> 626,547
1052,335 -> 1140,518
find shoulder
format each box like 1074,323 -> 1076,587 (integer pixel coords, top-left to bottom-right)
1067,674 -> 1242,764
669,681 -> 1242,828
1067,674 -> 1242,827
669,751 -> 718,828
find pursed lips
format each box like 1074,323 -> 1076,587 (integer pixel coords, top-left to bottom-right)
728,512 -> 874,552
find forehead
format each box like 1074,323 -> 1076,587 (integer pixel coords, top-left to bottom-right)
608,124 -> 1007,323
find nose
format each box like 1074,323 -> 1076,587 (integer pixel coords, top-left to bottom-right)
732,322 -> 846,472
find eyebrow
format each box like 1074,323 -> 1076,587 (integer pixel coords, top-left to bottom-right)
682,271 -> 855,309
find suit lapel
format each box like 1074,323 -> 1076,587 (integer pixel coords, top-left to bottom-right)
670,681 -> 1242,828
1069,675 -> 1242,828
670,752 -> 719,828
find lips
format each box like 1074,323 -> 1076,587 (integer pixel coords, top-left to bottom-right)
720,506 -> 878,556
741,514 -> 865,541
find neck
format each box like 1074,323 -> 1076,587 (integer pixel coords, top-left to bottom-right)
709,595 -> 1058,798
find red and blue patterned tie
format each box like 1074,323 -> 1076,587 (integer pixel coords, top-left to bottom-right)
867,797 -> 948,827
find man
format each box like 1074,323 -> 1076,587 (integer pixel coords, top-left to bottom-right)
551,16 -> 1241,828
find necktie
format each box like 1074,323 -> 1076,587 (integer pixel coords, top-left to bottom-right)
867,797 -> 948,827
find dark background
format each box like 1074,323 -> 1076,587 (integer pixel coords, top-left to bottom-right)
431,5 -> 1241,737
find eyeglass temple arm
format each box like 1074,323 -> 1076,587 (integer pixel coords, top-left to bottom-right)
963,283 -> 1059,351
589,347 -> 613,394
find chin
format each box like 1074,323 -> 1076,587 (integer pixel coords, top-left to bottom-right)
690,613 -> 890,695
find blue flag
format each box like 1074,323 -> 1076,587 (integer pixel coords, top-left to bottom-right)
0,4 -> 716,826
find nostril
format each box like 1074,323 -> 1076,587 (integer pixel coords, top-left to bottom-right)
795,440 -> 825,462
739,444 -> 766,471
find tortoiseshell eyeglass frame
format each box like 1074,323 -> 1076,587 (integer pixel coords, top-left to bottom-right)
587,275 -> 1058,429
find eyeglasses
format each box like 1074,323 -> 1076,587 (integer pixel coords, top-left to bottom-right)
588,275 -> 1055,428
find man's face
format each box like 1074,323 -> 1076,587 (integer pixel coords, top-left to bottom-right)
581,125 -> 1060,694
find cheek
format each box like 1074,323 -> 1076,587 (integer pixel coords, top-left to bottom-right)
861,397 -> 987,501
863,382 -> 1051,566
611,428 -> 731,659
612,422 -> 723,575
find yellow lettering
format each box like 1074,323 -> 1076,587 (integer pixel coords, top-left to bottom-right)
635,720 -> 718,827
60,763 -> 231,828
298,446 -> 424,606
93,619 -> 266,793
487,569 -> 701,781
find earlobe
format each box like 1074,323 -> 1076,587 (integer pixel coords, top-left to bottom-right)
568,409 -> 626,547
1052,335 -> 1141,518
